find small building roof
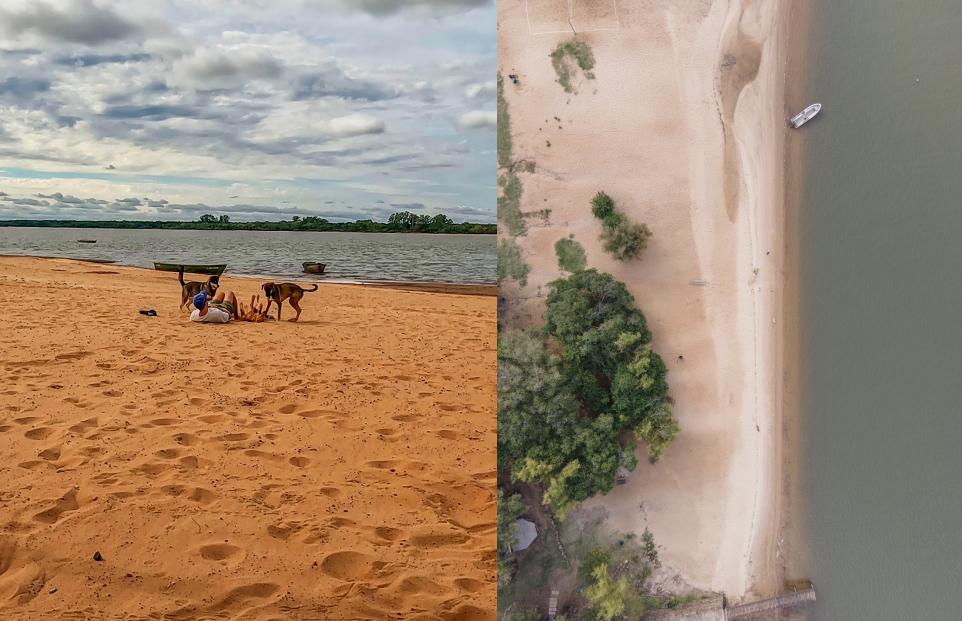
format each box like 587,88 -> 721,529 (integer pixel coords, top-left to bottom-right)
513,518 -> 538,551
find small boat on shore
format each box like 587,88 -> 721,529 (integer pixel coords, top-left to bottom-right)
154,262 -> 227,276
77,239 -> 97,243
790,103 -> 821,128
302,262 -> 327,275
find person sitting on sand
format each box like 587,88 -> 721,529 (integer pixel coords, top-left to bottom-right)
190,290 -> 239,323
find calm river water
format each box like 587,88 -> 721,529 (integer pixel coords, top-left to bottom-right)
799,2 -> 962,618
0,227 -> 496,284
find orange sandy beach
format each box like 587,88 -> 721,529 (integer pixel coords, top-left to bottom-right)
0,257 -> 496,620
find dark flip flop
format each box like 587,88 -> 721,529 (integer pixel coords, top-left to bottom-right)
139,309 -> 158,317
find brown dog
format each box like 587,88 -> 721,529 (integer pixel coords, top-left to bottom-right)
179,268 -> 220,310
261,282 -> 318,322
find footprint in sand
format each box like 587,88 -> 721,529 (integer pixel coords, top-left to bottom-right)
68,418 -> 98,434
38,446 -> 61,461
17,461 -> 52,471
319,551 -> 375,581
373,526 -> 405,542
444,604 -> 492,621
454,577 -> 486,593
24,428 -> 53,441
300,528 -> 330,545
172,432 -> 200,446
365,460 -> 398,470
179,456 -> 200,469
132,462 -> 171,477
32,489 -> 79,524
80,446 -> 104,457
408,527 -> 470,549
147,418 -> 179,427
394,574 -> 449,597
244,449 -> 283,462
198,543 -> 244,562
0,536 -> 46,604
209,583 -> 280,613
266,522 -> 302,540
154,448 -> 183,460
289,456 -> 311,468
318,486 -> 340,498
188,487 -> 217,504
13,417 -> 39,425
160,484 -> 186,497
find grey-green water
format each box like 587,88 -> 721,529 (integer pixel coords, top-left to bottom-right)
800,2 -> 962,618
0,227 -> 496,284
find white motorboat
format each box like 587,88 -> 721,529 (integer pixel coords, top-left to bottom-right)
790,103 -> 821,128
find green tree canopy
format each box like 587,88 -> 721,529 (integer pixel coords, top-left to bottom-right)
497,489 -> 525,557
498,271 -> 677,519
497,329 -> 578,470
590,191 -> 651,261
584,565 -> 644,621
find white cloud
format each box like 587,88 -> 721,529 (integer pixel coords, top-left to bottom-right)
464,81 -> 495,100
0,0 -> 494,220
459,110 -> 495,129
327,113 -> 384,137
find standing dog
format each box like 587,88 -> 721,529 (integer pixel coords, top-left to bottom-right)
261,282 -> 317,322
179,268 -> 220,311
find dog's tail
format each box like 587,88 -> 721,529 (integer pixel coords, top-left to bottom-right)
178,266 -> 185,287
304,284 -> 319,292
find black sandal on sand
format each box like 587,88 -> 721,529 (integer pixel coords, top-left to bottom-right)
139,309 -> 158,317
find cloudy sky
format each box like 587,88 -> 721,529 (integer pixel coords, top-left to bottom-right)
0,0 -> 495,222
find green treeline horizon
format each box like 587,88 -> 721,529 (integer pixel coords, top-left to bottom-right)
0,210 -> 497,234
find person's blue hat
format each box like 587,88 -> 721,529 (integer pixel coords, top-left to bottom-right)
193,291 -> 208,309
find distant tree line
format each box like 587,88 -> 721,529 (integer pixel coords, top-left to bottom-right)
0,211 -> 496,234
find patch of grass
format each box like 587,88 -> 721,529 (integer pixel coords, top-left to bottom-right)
497,72 -> 528,238
514,159 -> 535,173
498,173 -> 525,237
551,39 -> 596,93
498,238 -> 529,287
555,237 -> 586,272
497,73 -> 513,168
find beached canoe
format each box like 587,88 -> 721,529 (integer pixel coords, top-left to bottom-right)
154,262 -> 227,276
302,262 -> 326,274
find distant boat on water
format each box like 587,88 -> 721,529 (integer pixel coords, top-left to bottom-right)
77,239 -> 97,243
302,262 -> 326,275
790,103 -> 822,128
154,262 -> 227,276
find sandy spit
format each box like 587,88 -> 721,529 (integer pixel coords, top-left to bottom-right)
498,0 -> 788,601
0,256 -> 495,620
